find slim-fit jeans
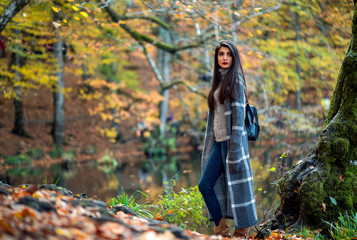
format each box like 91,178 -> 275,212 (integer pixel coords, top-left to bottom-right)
198,140 -> 227,226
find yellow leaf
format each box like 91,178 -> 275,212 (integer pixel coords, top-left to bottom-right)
254,8 -> 261,12
55,228 -> 73,238
97,8 -> 102,13
271,28 -> 276,32
270,167 -> 276,172
74,16 -> 80,21
257,55 -> 263,59
242,9 -> 248,14
72,5 -> 79,11
258,188 -> 263,191
63,19 -> 67,23
248,32 -> 253,37
79,11 -> 88,18
52,6 -> 60,13
257,30 -> 262,35
118,20 -> 126,24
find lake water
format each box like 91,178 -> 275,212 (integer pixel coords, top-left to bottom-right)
1,135 -> 318,234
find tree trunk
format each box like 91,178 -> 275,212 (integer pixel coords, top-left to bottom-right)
258,2 -> 357,237
295,8 -> 302,111
52,32 -> 65,148
0,0 -> 30,33
10,29 -> 28,137
157,17 -> 172,137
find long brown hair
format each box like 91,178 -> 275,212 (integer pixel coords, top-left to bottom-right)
208,40 -> 247,111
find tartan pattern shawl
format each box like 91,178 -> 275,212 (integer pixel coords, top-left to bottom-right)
201,74 -> 258,229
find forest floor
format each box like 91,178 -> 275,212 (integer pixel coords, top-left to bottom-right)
0,183 -> 313,240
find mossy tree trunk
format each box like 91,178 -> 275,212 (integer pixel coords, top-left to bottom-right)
260,1 -> 357,235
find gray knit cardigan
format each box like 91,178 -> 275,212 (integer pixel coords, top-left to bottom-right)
201,74 -> 258,228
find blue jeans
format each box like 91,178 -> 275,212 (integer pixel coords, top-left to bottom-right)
198,141 -> 227,226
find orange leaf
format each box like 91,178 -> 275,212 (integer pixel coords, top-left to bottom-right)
166,209 -> 174,215
154,213 -> 164,221
0,219 -> 15,234
322,203 -> 326,212
339,175 -> 344,182
21,207 -> 37,219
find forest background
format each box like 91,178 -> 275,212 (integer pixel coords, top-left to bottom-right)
0,0 -> 355,235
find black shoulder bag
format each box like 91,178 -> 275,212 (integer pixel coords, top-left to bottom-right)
244,92 -> 260,141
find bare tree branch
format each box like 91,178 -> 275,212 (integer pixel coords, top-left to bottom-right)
139,42 -> 164,85
0,0 -> 30,33
104,5 -> 202,53
161,80 -> 207,98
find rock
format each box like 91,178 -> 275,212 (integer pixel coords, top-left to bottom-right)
0,186 -> 11,195
111,205 -> 140,217
38,184 -> 73,196
0,182 -> 12,188
17,196 -> 56,212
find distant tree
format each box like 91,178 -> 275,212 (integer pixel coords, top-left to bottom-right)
52,6 -> 65,148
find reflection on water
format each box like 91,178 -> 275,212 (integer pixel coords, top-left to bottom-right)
0,137 -> 317,233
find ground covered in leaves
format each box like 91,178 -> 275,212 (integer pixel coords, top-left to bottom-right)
0,183 -> 232,240
0,183 -> 318,240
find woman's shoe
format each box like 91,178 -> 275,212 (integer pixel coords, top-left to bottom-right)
232,227 -> 249,239
214,217 -> 231,238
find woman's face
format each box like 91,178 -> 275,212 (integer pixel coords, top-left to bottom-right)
217,46 -> 233,69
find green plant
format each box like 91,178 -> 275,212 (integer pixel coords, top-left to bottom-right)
5,154 -> 31,165
110,187 -> 154,218
157,180 -> 208,231
327,211 -> 357,239
97,150 -> 118,174
49,148 -> 77,161
294,226 -> 327,240
27,148 -> 44,160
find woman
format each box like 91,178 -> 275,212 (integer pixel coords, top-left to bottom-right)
198,40 -> 258,238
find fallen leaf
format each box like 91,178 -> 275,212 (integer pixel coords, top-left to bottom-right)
154,213 -> 164,221
339,175 -> 344,182
329,196 -> 337,205
0,219 -> 15,234
322,203 -> 326,212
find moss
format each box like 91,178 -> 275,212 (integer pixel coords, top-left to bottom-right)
332,138 -> 350,159
350,123 -> 357,146
318,136 -> 330,156
300,173 -> 326,226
